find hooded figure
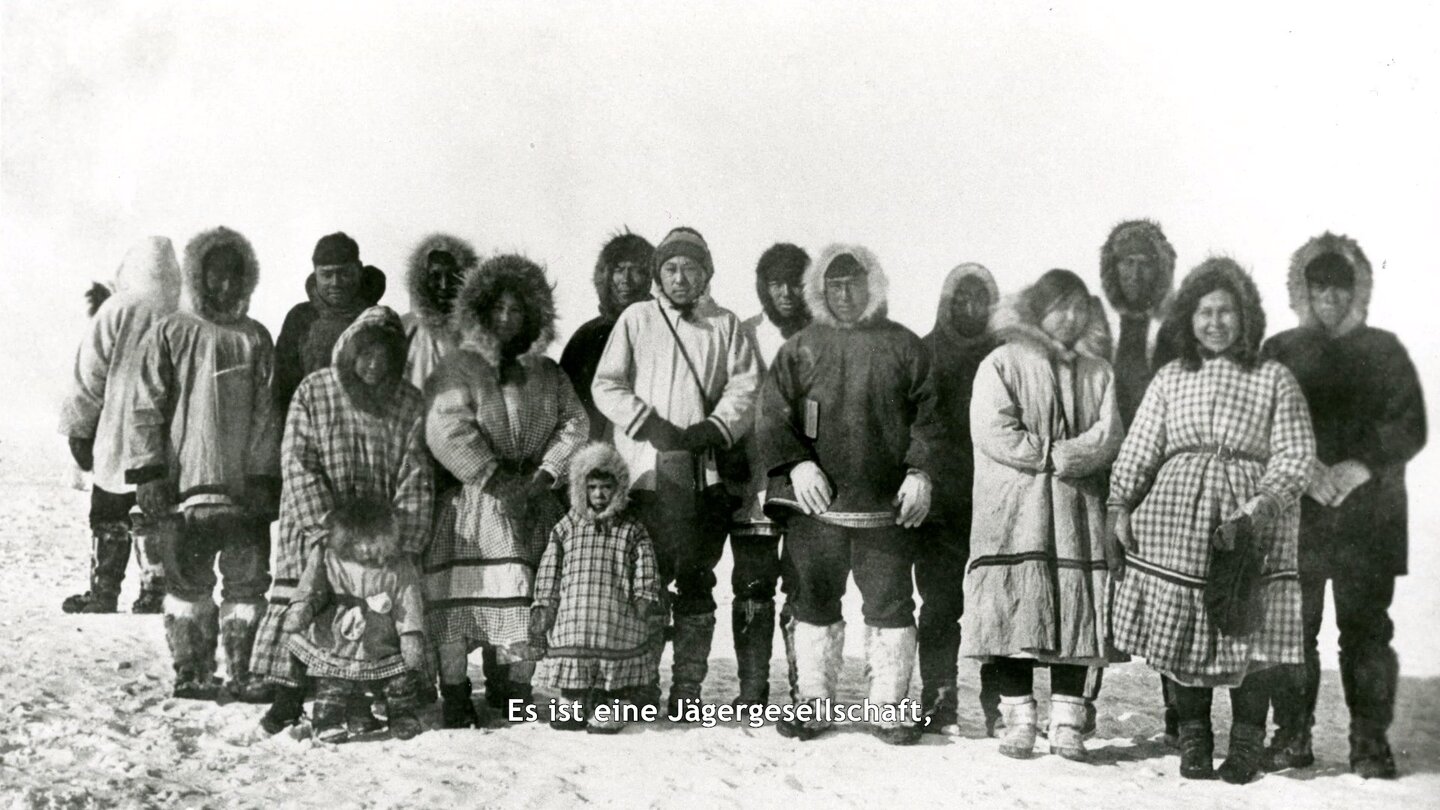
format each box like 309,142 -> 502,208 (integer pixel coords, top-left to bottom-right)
272,233 -> 387,416
592,226 -> 761,714
530,442 -> 660,732
559,231 -> 655,441
1101,220 -> 1177,427
760,244 -> 940,745
728,242 -> 812,707
424,254 -> 588,728
402,233 -> 479,390
959,269 -> 1123,762
915,262 -> 1001,734
250,306 -> 435,735
1109,258 -> 1315,784
58,236 -> 182,614
1260,233 -> 1425,779
125,226 -> 281,701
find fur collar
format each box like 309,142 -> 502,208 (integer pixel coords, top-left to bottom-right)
991,289 -> 1112,363
592,232 -> 655,321
331,306 -> 408,414
804,243 -> 889,329
452,254 -> 556,365
180,226 -> 260,324
1100,219 -> 1176,317
931,262 -> 999,348
406,233 -> 479,330
567,442 -> 631,522
1287,231 -> 1373,337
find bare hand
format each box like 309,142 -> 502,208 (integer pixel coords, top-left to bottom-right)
1306,462 -> 1341,506
789,461 -> 833,515
893,472 -> 932,528
1328,460 -> 1373,506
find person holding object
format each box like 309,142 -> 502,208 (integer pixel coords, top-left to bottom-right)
1260,233 -> 1426,779
761,244 -> 940,745
58,236 -> 181,615
591,226 -> 760,715
531,443 -> 660,734
125,226 -> 281,701
960,269 -> 1122,762
1109,258 -> 1315,784
424,255 -> 588,727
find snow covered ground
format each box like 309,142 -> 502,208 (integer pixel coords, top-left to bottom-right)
2,430 -> 1437,810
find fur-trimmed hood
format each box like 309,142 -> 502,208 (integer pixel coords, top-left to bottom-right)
804,243 -> 888,329
592,231 -> 655,321
755,242 -> 811,336
567,442 -> 631,522
1156,256 -> 1266,371
330,305 -> 409,413
406,233 -> 479,329
181,226 -> 260,323
1100,219 -> 1176,317
1288,231 -> 1373,337
453,254 -> 557,364
933,262 -> 1000,346
991,286 -> 1112,362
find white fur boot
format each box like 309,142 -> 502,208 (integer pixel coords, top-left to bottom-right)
1049,694 -> 1090,761
999,695 -> 1038,759
865,626 -> 921,745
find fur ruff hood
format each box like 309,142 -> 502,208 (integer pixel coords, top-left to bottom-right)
1156,256 -> 1266,370
991,286 -> 1112,362
804,243 -> 888,329
567,442 -> 631,522
406,233 -> 479,329
330,305 -> 408,413
181,226 -> 260,323
592,232 -> 655,321
453,254 -> 557,364
1288,231 -> 1373,337
933,262 -> 1000,345
1100,219 -> 1176,317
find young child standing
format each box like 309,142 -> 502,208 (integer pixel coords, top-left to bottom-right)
284,498 -> 428,743
530,443 -> 659,734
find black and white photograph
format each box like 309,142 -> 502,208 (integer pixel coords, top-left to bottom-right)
1,1 -> 1437,807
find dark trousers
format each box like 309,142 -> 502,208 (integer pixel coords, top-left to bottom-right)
1272,568 -> 1398,734
915,521 -> 968,689
632,491 -> 730,617
991,657 -> 1088,698
786,516 -> 916,629
731,535 -> 782,601
145,511 -> 271,603
1169,667 -> 1276,727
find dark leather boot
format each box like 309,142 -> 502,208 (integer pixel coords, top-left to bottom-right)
62,522 -> 130,614
1349,726 -> 1399,779
731,599 -> 775,706
221,601 -> 272,703
667,612 -> 716,717
1178,720 -> 1216,779
1263,723 -> 1315,772
260,685 -> 306,735
440,679 -> 482,729
166,597 -> 220,700
1218,723 -> 1266,784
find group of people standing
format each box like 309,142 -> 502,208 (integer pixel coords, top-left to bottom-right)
58,220 -> 1424,784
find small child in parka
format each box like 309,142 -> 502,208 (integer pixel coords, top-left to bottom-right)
530,443 -> 660,734
284,498 -> 427,742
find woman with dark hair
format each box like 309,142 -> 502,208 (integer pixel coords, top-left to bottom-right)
1109,258 -> 1315,784
424,255 -> 588,728
961,269 -> 1122,762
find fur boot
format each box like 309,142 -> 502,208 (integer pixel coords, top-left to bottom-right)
130,529 -> 166,614
62,522 -> 131,613
221,600 -> 271,703
731,599 -> 775,706
1048,694 -> 1090,761
164,595 -> 220,699
551,688 -> 589,731
1343,645 -> 1400,779
440,679 -> 483,729
1178,720 -> 1217,779
667,612 -> 716,717
1218,723 -> 1266,784
779,602 -> 800,703
777,620 -> 844,741
998,696 -> 1038,759
260,685 -> 306,735
384,672 -> 423,740
586,690 -> 631,735
865,626 -> 921,745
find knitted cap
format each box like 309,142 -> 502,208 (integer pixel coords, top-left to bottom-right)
652,227 -> 713,280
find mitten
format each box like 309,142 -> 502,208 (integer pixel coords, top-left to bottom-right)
69,436 -> 95,472
680,421 -> 725,453
636,414 -> 685,452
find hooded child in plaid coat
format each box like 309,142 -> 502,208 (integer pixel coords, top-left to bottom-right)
531,442 -> 659,733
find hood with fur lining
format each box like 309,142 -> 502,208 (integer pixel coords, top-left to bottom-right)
1287,231 -> 1373,337
592,231 -> 655,321
991,284 -> 1112,362
1100,219 -> 1176,317
406,233 -> 479,330
1154,256 -> 1266,371
804,243 -> 888,329
181,226 -> 260,324
933,262 -> 1000,347
567,442 -> 631,522
452,254 -> 557,364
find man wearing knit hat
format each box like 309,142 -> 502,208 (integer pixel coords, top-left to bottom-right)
593,226 -> 761,715
729,243 -> 812,707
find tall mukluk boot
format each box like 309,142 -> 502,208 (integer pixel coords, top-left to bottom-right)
667,613 -> 716,718
777,620 -> 844,740
221,601 -> 271,703
165,595 -> 220,700
998,696 -> 1038,759
866,626 -> 921,745
1344,645 -> 1400,779
918,617 -> 961,735
440,679 -> 483,729
62,522 -> 131,614
130,529 -> 167,614
1218,723 -> 1266,784
1048,694 -> 1090,761
780,603 -> 800,703
1178,720 -> 1217,779
731,599 -> 776,706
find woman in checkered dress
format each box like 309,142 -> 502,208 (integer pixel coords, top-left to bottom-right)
252,306 -> 435,735
424,255 -> 589,728
531,442 -> 659,732
1109,258 -> 1315,783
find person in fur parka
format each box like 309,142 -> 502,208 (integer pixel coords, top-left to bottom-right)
1260,233 -> 1426,779
530,442 -> 660,733
1100,219 -> 1177,428
402,233 -> 479,390
125,226 -> 281,701
59,236 -> 182,615
959,269 -> 1123,762
559,231 -> 654,442
424,254 -> 589,727
760,244 -> 940,745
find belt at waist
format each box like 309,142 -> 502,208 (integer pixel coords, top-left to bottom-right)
1166,444 -> 1267,465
